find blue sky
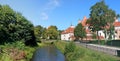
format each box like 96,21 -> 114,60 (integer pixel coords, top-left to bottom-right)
0,0 -> 120,30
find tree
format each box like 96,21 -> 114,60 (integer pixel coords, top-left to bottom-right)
58,30 -> 63,40
87,1 -> 117,43
0,4 -> 37,46
46,26 -> 59,39
74,23 -> 86,41
42,28 -> 47,39
34,25 -> 44,42
0,5 -> 16,43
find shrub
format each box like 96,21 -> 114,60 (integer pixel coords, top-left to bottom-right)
55,41 -> 120,61
64,42 -> 76,55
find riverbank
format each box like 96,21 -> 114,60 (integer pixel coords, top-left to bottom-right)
54,41 -> 120,61
0,41 -> 46,61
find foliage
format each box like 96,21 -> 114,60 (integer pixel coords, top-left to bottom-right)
54,41 -> 66,53
34,25 -> 44,42
64,42 -> 76,55
46,26 -> 59,39
87,0 -> 117,41
92,33 -> 97,39
74,23 -> 86,40
58,30 -> 63,40
0,41 -> 37,61
41,28 -> 47,39
54,41 -> 120,61
88,1 -> 108,31
0,53 -> 13,61
0,4 -> 37,46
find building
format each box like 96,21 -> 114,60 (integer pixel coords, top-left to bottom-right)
96,18 -> 120,40
61,16 -> 120,41
79,16 -> 93,40
61,25 -> 75,41
114,19 -> 120,39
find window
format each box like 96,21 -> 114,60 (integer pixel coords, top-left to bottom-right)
100,33 -> 101,36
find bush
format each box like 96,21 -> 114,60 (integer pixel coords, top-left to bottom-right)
54,41 -> 120,61
0,41 -> 37,61
66,48 -> 85,61
64,42 -> 76,55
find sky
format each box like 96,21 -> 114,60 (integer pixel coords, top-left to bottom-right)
0,0 -> 120,30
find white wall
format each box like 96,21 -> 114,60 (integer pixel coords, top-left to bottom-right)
98,30 -> 105,37
115,27 -> 120,30
61,33 -> 74,41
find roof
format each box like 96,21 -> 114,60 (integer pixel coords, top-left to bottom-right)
61,26 -> 74,34
79,16 -> 89,26
80,16 -> 120,27
114,22 -> 120,27
81,16 -> 87,26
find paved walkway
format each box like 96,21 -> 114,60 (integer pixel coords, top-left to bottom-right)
75,42 -> 120,57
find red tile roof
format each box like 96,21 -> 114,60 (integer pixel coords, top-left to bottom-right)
114,22 -> 120,27
81,16 -> 87,26
80,16 -> 120,27
61,26 -> 74,34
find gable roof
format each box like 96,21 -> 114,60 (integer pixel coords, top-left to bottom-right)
61,26 -> 74,34
79,16 -> 90,26
81,16 -> 87,26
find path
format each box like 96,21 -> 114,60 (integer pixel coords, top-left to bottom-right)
75,42 -> 120,57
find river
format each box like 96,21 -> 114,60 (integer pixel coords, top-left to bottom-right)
31,45 -> 65,61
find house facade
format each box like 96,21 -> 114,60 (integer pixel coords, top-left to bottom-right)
96,18 -> 120,40
61,16 -> 120,41
61,25 -> 75,41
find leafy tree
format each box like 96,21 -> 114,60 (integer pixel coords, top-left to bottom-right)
34,25 -> 44,42
74,23 -> 86,41
0,4 -> 37,46
0,5 -> 16,43
87,1 -> 117,43
58,30 -> 63,40
46,26 -> 59,39
42,28 -> 47,39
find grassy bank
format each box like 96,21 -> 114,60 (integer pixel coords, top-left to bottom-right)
0,41 -> 45,61
54,41 -> 120,61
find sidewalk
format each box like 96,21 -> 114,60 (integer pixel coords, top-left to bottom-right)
75,42 -> 120,57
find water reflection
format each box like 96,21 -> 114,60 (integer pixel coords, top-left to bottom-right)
32,45 -> 65,61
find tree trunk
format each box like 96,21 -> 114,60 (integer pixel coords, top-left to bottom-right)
97,31 -> 100,44
105,29 -> 107,45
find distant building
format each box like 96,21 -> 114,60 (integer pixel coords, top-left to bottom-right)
61,25 -> 75,41
61,16 -> 120,41
114,19 -> 120,39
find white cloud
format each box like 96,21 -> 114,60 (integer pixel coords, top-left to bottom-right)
40,0 -> 60,21
44,0 -> 60,10
52,0 -> 60,6
40,12 -> 48,20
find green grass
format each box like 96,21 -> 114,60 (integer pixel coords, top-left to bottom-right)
1,40 -> 119,61
54,41 -> 120,61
